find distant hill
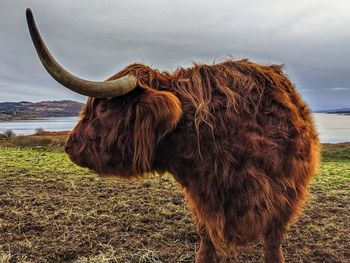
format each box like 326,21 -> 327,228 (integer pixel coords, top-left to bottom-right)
315,108 -> 350,115
0,100 -> 84,120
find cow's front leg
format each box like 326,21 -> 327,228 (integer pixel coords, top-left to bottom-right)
264,220 -> 286,263
196,225 -> 220,263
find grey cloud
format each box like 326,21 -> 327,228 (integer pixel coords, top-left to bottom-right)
0,0 -> 349,110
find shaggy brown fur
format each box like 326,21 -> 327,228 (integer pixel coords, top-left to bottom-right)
65,59 -> 320,262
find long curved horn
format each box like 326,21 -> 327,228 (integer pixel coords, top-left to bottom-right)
25,8 -> 137,98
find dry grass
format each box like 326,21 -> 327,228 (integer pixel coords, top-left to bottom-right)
0,144 -> 349,262
0,131 -> 69,148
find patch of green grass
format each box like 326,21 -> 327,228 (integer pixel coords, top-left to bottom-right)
313,143 -> 350,188
322,143 -> 350,162
314,161 -> 350,188
0,148 -> 94,182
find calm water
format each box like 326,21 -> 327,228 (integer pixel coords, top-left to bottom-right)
313,113 -> 350,143
0,113 -> 349,143
0,116 -> 78,135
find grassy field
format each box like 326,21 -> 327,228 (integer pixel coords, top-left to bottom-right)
0,143 -> 349,262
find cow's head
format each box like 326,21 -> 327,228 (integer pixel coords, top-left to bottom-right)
26,9 -> 182,176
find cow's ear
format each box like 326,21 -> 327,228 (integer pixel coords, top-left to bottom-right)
132,89 -> 182,174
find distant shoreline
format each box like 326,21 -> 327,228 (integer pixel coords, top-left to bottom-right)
314,111 -> 350,115
0,115 -> 79,122
323,112 -> 350,116
1,111 -> 349,122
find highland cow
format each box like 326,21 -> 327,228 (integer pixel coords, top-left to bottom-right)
26,8 -> 320,263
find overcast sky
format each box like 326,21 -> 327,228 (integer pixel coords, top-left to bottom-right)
1,0 -> 349,110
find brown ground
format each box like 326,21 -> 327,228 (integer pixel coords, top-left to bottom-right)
0,176 -> 349,262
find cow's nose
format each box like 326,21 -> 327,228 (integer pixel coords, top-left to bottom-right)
65,137 -> 73,153
64,143 -> 71,154
64,135 -> 77,153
